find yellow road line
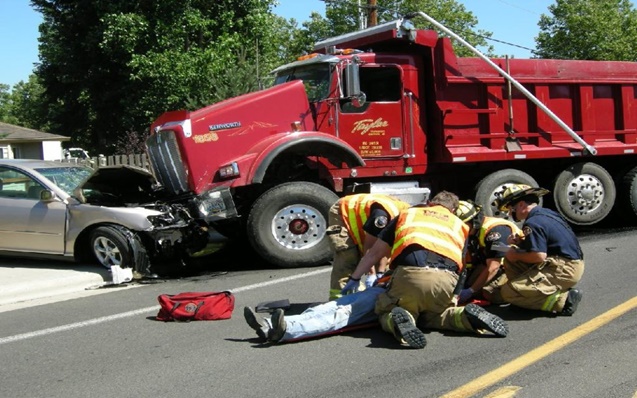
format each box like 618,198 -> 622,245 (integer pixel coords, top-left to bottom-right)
441,296 -> 637,398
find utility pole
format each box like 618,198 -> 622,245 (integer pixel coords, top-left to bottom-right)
367,0 -> 378,27
358,0 -> 365,30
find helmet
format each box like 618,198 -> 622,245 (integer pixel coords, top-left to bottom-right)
496,184 -> 550,211
455,200 -> 482,222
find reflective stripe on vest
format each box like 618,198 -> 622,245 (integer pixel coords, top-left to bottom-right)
340,194 -> 410,252
390,206 -> 469,269
478,217 -> 522,247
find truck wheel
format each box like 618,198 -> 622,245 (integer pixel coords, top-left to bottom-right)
474,169 -> 539,220
553,162 -> 615,225
616,165 -> 637,221
90,226 -> 133,269
247,182 -> 338,268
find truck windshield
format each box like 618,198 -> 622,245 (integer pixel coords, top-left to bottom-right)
274,64 -> 331,102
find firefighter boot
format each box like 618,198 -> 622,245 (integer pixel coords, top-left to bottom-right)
389,307 -> 427,349
560,288 -> 582,316
464,303 -> 509,337
243,307 -> 267,341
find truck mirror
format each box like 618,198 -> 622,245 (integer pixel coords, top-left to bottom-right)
344,57 -> 366,108
351,92 -> 366,108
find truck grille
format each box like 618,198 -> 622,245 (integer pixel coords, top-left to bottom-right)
146,130 -> 189,195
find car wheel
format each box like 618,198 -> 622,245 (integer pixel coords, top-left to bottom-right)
247,182 -> 338,268
90,226 -> 133,268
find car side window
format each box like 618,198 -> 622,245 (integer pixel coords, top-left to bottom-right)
0,167 -> 44,199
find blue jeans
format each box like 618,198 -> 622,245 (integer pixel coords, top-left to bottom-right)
275,286 -> 385,342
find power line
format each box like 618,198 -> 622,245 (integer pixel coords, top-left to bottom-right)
494,0 -> 541,16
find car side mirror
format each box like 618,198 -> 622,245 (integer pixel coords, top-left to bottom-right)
40,190 -> 56,202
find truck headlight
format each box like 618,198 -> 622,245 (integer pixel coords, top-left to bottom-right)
195,188 -> 237,221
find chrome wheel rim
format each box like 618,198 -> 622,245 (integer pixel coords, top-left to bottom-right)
93,236 -> 123,267
271,204 -> 327,250
563,173 -> 605,214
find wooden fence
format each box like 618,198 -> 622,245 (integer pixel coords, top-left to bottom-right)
55,154 -> 152,171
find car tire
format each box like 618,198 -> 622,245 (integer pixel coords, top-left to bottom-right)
90,226 -> 134,268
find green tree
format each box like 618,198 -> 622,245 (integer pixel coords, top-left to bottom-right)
0,84 -> 13,123
7,75 -> 49,131
0,77 -> 48,129
286,12 -> 332,60
31,0 -> 280,155
310,0 -> 494,57
535,0 -> 637,60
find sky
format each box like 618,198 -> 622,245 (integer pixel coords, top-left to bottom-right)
0,0 -> 554,90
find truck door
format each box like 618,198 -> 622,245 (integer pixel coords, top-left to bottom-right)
337,65 -> 405,159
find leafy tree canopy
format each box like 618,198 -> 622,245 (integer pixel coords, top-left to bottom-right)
31,0 -> 279,154
535,0 -> 637,60
0,76 -> 48,129
294,0 -> 494,57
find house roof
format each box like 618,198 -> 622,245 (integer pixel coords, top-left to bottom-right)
0,122 -> 70,143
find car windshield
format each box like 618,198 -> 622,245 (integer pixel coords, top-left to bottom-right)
36,166 -> 93,195
274,64 -> 331,102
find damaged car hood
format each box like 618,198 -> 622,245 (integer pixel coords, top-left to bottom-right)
74,165 -> 162,206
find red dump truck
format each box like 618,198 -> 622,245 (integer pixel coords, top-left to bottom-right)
147,15 -> 637,268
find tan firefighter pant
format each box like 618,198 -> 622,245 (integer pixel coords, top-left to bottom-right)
327,202 -> 363,299
374,266 -> 476,334
483,256 -> 584,312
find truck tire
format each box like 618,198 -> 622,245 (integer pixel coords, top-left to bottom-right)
474,169 -> 539,220
553,162 -> 615,225
247,182 -> 339,268
90,226 -> 133,269
616,165 -> 637,221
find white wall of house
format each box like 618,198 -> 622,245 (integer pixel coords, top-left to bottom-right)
0,145 -> 11,159
42,140 -> 64,160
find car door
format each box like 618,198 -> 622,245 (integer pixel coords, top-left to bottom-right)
0,167 -> 67,254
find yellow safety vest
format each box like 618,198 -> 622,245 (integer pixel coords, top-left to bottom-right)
390,205 -> 469,270
340,194 -> 410,252
478,217 -> 521,248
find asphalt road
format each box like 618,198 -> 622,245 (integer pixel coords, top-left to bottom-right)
0,229 -> 636,398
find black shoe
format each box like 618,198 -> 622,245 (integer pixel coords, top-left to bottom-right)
390,307 -> 427,349
561,289 -> 582,316
243,307 -> 267,341
464,303 -> 509,337
268,309 -> 287,342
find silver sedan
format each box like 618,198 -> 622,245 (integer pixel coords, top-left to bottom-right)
0,159 -> 210,276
